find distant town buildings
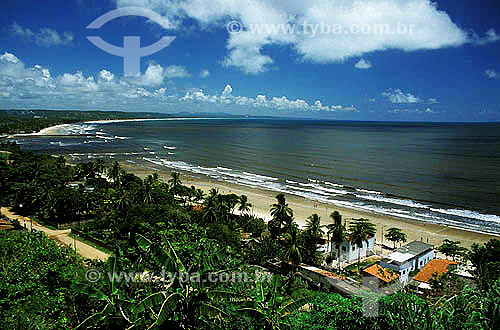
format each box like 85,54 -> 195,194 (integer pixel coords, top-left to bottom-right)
379,241 -> 435,283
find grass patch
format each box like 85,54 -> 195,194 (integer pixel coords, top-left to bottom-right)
68,233 -> 113,255
345,256 -> 382,280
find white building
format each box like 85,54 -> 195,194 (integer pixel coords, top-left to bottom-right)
379,241 -> 434,283
331,235 -> 375,263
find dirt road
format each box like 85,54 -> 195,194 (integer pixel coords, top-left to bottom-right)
1,207 -> 110,261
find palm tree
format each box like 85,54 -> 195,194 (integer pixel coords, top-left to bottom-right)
281,221 -> 302,272
115,191 -> 131,213
302,214 -> 324,266
108,161 -> 123,187
325,223 -> 335,253
238,194 -> 253,214
349,218 -> 377,275
305,214 -> 323,240
193,188 -> 205,204
142,175 -> 155,205
208,188 -> 218,199
329,211 -> 346,272
168,172 -> 182,193
95,159 -> 105,176
270,193 -> 293,233
202,197 -> 218,224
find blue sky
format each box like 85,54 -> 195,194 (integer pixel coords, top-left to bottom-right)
0,0 -> 499,121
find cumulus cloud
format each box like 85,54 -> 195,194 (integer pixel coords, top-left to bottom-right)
355,59 -> 372,69
389,107 -> 435,114
485,69 -> 498,79
114,0 -> 497,74
98,69 -> 115,82
181,83 -> 357,112
132,63 -> 190,86
200,69 -> 210,78
11,22 -> 73,47
0,52 -> 171,109
164,65 -> 191,78
221,84 -> 233,98
0,51 -> 356,114
382,89 -> 421,104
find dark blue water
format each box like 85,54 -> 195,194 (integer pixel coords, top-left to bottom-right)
14,118 -> 500,234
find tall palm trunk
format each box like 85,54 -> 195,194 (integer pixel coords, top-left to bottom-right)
337,245 -> 341,273
358,245 -> 361,287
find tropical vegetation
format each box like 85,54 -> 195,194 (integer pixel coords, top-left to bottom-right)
1,142 -> 500,329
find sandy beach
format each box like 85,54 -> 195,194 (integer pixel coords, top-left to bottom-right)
119,161 -> 498,249
16,120 -> 498,250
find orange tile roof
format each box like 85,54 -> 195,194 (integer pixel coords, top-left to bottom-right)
414,259 -> 457,283
363,264 -> 399,283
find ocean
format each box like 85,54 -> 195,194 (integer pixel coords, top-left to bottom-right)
12,118 -> 500,235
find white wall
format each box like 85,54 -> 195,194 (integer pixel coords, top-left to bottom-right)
416,250 -> 434,270
332,237 -> 375,263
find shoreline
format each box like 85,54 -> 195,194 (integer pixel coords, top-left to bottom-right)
9,120 -> 498,249
119,161 -> 498,249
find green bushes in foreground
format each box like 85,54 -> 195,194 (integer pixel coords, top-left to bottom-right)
0,230 -> 95,329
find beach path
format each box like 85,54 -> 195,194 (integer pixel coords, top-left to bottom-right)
1,207 -> 109,261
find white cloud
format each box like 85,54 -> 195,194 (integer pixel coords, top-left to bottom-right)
382,89 -> 420,104
200,69 -> 210,78
221,84 -> 233,98
98,69 -> 115,82
0,51 -> 356,115
181,89 -> 218,103
0,52 -> 21,64
133,63 -> 190,86
135,64 -> 165,86
485,69 -> 498,79
0,51 -> 171,109
390,107 -> 435,114
355,59 -> 372,69
472,29 -> 500,46
180,83 -> 356,112
115,0 -> 492,74
11,22 -> 73,47
164,65 -> 191,78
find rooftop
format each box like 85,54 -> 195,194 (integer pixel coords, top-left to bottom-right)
363,264 -> 400,283
299,264 -> 345,280
414,259 -> 457,283
386,251 -> 415,263
396,240 -> 434,256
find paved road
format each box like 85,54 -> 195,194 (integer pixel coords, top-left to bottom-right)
1,207 -> 109,261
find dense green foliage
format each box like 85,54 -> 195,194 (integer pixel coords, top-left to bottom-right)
0,230 -> 94,329
385,227 -> 408,249
1,143 -> 500,329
